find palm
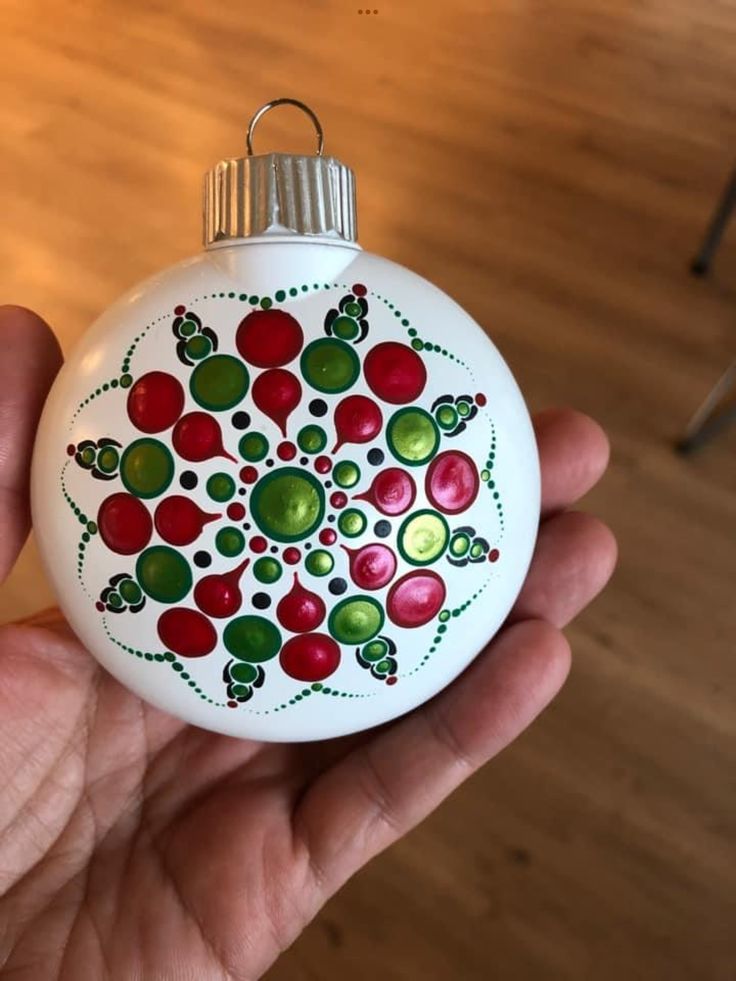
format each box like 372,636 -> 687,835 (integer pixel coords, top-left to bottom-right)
0,307 -> 615,980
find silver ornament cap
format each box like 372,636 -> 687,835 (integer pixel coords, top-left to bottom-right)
203,98 -> 357,247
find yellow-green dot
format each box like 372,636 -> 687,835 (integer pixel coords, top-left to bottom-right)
481,469 -> 490,481
332,314 -> 360,340
185,334 -> 212,360
119,579 -> 142,604
436,405 -> 458,431
329,596 -> 384,644
86,521 -> 97,534
224,615 -> 281,662
297,425 -> 327,454
216,527 -> 245,557
121,439 -> 174,499
450,533 -> 470,557
399,510 -> 449,565
305,549 -> 334,576
239,432 -> 268,461
411,339 -> 424,351
136,546 -> 192,603
333,460 -> 360,488
439,609 -> 450,622
190,355 -> 249,411
261,297 -> 273,309
207,472 -> 235,502
338,508 -> 366,538
387,408 -> 439,466
301,338 -> 360,393
253,556 -> 282,584
361,639 -> 388,662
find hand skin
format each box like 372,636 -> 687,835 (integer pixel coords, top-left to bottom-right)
0,305 -> 616,980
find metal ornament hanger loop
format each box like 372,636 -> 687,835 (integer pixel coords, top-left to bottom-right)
246,98 -> 324,157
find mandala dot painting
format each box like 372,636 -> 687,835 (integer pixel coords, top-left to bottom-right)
37,274 -> 536,741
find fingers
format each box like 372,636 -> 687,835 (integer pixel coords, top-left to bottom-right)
535,407 -> 610,516
0,306 -> 62,583
295,619 -> 570,894
509,511 -> 618,627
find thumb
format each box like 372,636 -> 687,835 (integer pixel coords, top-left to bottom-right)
0,306 -> 63,582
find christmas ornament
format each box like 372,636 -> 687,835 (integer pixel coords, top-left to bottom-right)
31,98 -> 540,741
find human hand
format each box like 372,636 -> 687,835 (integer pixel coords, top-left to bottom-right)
0,305 -> 616,980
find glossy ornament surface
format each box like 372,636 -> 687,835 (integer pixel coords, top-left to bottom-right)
31,103 -> 539,741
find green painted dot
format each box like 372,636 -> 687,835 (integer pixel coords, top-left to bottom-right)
81,532 -> 90,543
297,425 -> 327,454
361,639 -> 388,662
180,319 -> 197,337
107,591 -> 123,609
470,542 -> 484,559
301,338 -> 360,393
80,446 -> 95,466
231,684 -> 250,698
439,609 -> 450,622
224,616 -> 281,662
216,527 -> 245,557
249,295 -> 259,305
450,533 -> 470,557
481,468 -> 490,481
190,355 -> 249,410
311,682 -> 323,691
230,661 -> 259,684
253,556 -> 282,584
436,404 -> 458,431
398,509 -> 449,565
185,334 -> 212,361
387,408 -> 440,466
136,546 -> 192,603
86,521 -> 97,534
239,432 -> 269,461
411,339 -> 424,351
250,467 -> 325,543
289,287 -> 298,297
374,659 -> 391,674
344,301 -> 362,318
329,596 -> 384,644
96,446 -> 119,473
261,297 -> 273,310
121,439 -> 174,499
438,624 -> 447,634
207,472 -> 236,502
338,508 -> 366,537
332,314 -> 360,340
333,460 -> 360,488
456,400 -> 472,418
275,290 -> 286,302
305,549 -> 334,576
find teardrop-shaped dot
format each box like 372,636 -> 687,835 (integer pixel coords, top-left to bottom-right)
154,496 -> 220,546
343,543 -> 397,590
98,493 -> 153,555
157,607 -> 217,657
387,570 -> 446,628
252,368 -> 302,437
425,450 -> 480,514
194,558 -> 249,618
276,573 -> 326,633
236,309 -> 304,367
354,467 -> 416,516
333,395 -> 383,452
172,412 -> 236,462
279,633 -> 341,682
127,371 -> 185,433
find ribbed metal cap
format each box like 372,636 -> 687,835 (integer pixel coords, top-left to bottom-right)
203,99 -> 357,247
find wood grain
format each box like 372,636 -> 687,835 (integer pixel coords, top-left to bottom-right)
1,1 -> 734,978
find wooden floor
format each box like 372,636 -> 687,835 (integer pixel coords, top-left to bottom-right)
1,1 -> 735,977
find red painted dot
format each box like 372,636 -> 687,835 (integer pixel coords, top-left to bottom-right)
155,496 -> 220,546
193,559 -> 248,618
173,412 -> 233,462
330,491 -> 348,508
157,608 -> 217,657
66,443 -> 76,456
319,528 -> 337,546
475,392 -> 487,407
344,542 -> 396,590
98,493 -> 152,555
250,536 -> 267,554
240,465 -> 258,484
355,467 -> 415,516
227,700 -> 238,708
333,395 -> 383,451
425,450 -> 480,515
387,570 -> 446,628
252,368 -> 301,437
174,304 -> 186,316
127,371 -> 185,434
276,574 -> 325,632
489,548 -> 500,562
315,455 -> 332,474
363,342 -> 427,405
277,441 -> 297,461
386,676 -> 398,686
95,601 -> 105,612
352,283 -> 367,296
227,502 -> 246,520
236,308 -> 304,368
279,633 -> 341,681
283,547 -> 301,565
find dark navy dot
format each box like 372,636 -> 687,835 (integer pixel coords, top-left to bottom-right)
270,545 -> 278,554
328,578 -> 347,595
374,520 -> 391,538
252,593 -> 271,609
180,470 -> 198,489
328,514 -> 336,523
309,398 -> 328,417
367,448 -> 384,466
232,411 -> 251,430
305,542 -> 312,550
325,480 -> 333,488
238,487 -> 246,496
244,522 -> 251,530
194,551 -> 211,568
266,459 -> 274,468
299,456 -> 308,466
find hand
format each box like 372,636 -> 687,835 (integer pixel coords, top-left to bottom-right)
0,305 -> 615,980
